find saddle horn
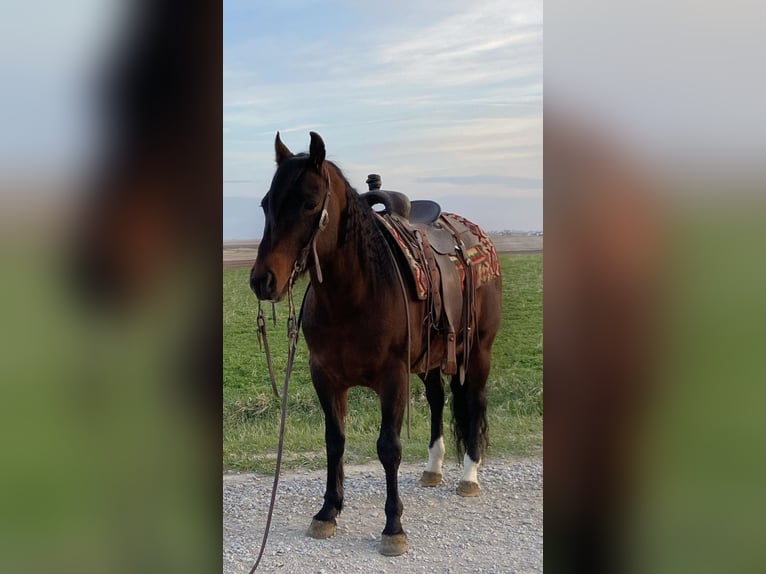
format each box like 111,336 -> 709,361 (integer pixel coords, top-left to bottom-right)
362,174 -> 411,219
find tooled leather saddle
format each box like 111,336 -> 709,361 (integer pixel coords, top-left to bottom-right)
362,174 -> 498,382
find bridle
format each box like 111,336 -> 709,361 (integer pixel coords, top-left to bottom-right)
256,167 -> 332,399
294,180 -> 331,284
248,168 -> 331,573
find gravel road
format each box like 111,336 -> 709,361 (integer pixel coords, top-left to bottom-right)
224,456 -> 542,573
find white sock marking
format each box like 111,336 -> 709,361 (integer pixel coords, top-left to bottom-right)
425,437 -> 445,474
461,452 -> 481,483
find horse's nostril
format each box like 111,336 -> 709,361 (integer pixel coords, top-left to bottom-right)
250,269 -> 276,299
264,271 -> 275,293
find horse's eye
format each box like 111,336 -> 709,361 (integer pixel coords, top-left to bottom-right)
303,200 -> 318,211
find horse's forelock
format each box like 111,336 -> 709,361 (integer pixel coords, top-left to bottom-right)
269,155 -> 310,201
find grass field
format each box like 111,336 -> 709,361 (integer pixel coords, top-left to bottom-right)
223,253 -> 542,473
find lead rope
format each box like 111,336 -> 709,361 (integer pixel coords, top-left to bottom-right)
248,268 -> 302,574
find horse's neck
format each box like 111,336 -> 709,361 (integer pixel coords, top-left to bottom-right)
308,259 -> 361,309
308,187 -> 391,310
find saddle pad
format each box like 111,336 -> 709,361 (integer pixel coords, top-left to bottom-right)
442,213 -> 502,286
376,212 -> 501,300
375,214 -> 429,299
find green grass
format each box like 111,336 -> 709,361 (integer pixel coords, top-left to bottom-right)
223,253 -> 542,472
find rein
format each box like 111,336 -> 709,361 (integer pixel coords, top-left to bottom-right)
256,304 -> 280,399
247,177 -> 330,573
248,271 -> 302,574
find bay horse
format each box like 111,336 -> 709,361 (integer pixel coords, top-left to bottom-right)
250,131 -> 502,556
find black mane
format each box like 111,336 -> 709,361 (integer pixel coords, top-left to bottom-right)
326,161 -> 397,291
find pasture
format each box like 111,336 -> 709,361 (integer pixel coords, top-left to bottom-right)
223,253 -> 542,473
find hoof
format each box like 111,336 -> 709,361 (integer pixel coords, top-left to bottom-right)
457,481 -> 480,497
419,471 -> 443,487
379,533 -> 409,556
307,518 -> 336,539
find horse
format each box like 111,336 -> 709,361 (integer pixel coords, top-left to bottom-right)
250,131 -> 502,556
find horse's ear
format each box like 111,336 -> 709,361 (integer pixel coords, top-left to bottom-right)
275,132 -> 293,165
309,131 -> 325,171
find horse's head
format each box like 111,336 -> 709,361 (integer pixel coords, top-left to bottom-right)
250,131 -> 336,301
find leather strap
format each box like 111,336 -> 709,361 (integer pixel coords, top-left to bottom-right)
256,303 -> 281,399
379,228 -> 413,440
296,188 -> 331,283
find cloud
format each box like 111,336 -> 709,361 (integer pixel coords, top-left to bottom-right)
223,0 -> 542,134
222,0 -> 543,235
367,0 -> 541,89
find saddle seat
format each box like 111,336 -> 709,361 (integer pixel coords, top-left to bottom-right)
362,187 -> 497,380
363,189 -> 442,225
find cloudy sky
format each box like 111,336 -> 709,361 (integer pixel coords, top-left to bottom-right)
224,0 -> 543,239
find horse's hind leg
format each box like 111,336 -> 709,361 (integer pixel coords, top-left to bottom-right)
376,363 -> 409,556
307,368 -> 347,540
419,368 -> 445,487
450,343 -> 491,497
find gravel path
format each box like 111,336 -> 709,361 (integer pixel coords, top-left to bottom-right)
224,456 -> 542,573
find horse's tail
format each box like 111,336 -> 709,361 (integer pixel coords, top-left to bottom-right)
449,375 -> 489,460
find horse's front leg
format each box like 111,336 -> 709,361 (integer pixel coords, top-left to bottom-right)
307,367 -> 347,539
377,363 -> 409,556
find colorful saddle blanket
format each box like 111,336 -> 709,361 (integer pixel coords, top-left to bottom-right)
376,212 -> 501,300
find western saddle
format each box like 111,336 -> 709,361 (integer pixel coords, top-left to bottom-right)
362,174 -> 481,382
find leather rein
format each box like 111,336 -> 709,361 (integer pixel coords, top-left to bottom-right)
247,182 -> 329,574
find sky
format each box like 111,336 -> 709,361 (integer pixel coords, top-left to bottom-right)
223,0 -> 543,240
0,0 -> 124,180
2,1 -> 761,229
